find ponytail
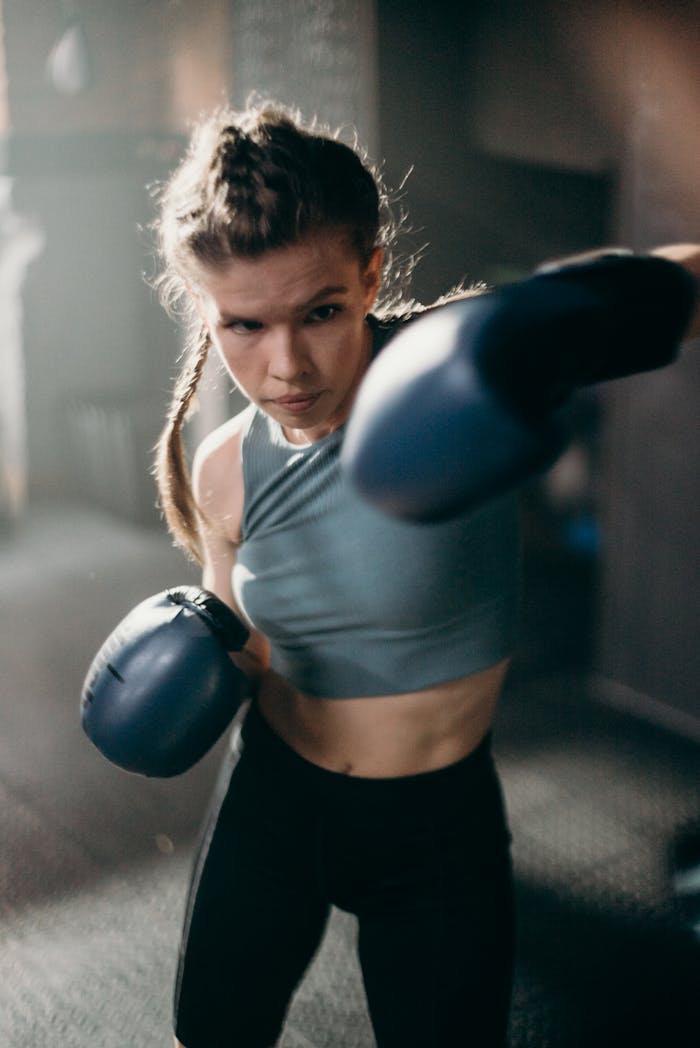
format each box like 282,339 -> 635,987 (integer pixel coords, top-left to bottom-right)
155,324 -> 212,563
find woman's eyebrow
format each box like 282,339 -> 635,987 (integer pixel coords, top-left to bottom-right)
216,310 -> 259,325
293,285 -> 349,313
216,285 -> 350,325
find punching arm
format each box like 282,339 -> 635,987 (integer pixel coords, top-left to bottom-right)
343,246 -> 698,523
487,248 -> 698,413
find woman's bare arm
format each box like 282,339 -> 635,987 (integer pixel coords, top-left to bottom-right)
651,243 -> 700,340
192,416 -> 271,683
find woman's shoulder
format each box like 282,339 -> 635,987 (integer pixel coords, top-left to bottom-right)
192,404 -> 256,522
195,403 -> 255,463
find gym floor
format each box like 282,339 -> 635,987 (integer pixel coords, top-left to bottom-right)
1,501 -> 698,1047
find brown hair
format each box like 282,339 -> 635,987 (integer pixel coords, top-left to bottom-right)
153,100 -> 398,563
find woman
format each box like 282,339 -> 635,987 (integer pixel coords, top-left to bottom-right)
154,101 -> 699,1048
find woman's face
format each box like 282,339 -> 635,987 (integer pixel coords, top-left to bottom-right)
193,231 -> 382,445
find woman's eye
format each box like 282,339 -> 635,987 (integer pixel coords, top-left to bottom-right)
224,319 -> 263,335
306,304 -> 342,324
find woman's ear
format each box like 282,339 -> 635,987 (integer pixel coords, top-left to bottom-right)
363,247 -> 384,312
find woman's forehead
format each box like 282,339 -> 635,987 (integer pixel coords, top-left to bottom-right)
194,232 -> 364,312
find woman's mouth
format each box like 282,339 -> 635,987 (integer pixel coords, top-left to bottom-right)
272,393 -> 321,415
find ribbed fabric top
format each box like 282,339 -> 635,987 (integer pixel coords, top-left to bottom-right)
232,324 -> 521,699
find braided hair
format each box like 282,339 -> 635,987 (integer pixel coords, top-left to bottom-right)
153,101 -> 395,562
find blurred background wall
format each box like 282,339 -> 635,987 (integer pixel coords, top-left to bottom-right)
0,0 -> 698,735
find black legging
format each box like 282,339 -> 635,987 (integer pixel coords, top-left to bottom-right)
174,700 -> 515,1048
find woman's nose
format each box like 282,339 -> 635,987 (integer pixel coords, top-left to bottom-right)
268,326 -> 308,380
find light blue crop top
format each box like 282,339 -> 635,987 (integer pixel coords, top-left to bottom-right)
232,322 -> 521,699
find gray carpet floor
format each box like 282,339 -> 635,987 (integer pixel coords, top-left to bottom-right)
1,502 -> 698,1047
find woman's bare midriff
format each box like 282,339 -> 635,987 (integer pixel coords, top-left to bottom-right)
255,658 -> 511,778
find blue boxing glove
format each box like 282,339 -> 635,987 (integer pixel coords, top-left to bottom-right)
81,586 -> 250,777
343,251 -> 698,522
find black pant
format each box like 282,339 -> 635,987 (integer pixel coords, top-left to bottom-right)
174,701 -> 515,1048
